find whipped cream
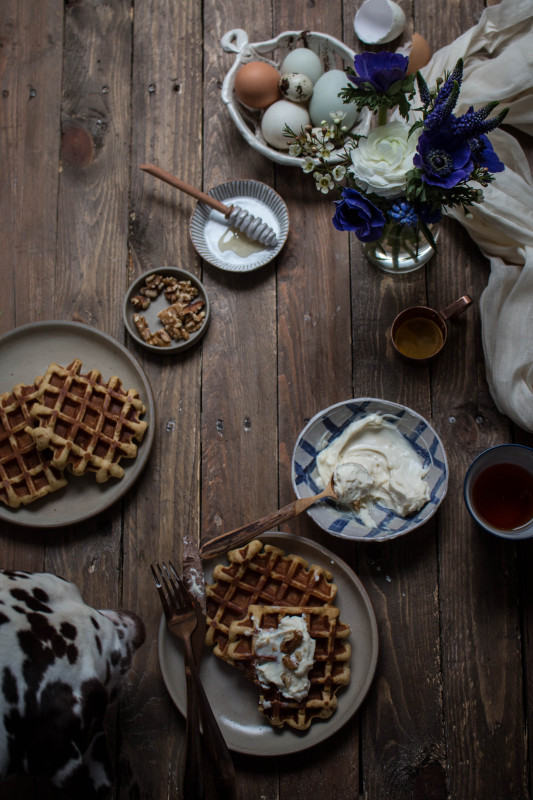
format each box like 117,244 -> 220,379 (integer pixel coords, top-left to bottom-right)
253,615 -> 316,701
316,413 -> 430,523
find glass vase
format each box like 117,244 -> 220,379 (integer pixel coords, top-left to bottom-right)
363,222 -> 439,274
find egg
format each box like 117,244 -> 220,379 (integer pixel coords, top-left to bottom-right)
309,69 -> 359,129
406,33 -> 432,75
234,61 -> 281,109
279,72 -> 314,103
261,100 -> 310,150
279,49 -> 324,85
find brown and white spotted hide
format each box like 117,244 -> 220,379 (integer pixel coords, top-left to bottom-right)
0,569 -> 145,799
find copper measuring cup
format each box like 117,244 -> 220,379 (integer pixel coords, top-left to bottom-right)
391,295 -> 472,363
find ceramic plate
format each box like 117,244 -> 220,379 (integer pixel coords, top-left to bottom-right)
189,179 -> 289,272
158,531 -> 378,756
0,321 -> 155,528
292,398 -> 448,542
123,267 -> 210,354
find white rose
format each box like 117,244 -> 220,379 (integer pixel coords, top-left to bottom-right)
348,120 -> 418,198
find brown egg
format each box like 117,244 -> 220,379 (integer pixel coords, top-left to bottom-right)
407,33 -> 432,75
234,61 -> 281,109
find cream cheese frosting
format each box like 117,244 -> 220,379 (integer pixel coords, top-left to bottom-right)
316,413 -> 430,523
253,614 -> 316,701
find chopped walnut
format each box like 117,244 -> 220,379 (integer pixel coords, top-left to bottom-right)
131,275 -> 206,347
280,630 -> 304,654
282,654 -> 298,672
133,313 -> 171,347
139,286 -> 159,298
158,298 -> 206,341
144,273 -> 166,293
164,280 -> 199,304
130,295 -> 151,310
148,329 -> 171,347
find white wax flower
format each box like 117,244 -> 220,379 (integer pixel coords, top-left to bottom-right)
348,120 -> 418,198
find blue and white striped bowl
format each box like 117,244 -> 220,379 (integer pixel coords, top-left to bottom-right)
291,398 -> 448,542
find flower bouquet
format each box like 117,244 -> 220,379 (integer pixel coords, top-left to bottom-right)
285,52 -> 509,272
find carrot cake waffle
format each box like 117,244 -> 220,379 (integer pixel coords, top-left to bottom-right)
205,539 -> 351,730
27,359 -> 148,482
0,380 -> 68,507
226,604 -> 351,730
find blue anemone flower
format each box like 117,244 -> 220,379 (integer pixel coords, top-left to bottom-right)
349,52 -> 409,93
414,124 -> 473,188
332,188 -> 386,242
469,134 -> 505,173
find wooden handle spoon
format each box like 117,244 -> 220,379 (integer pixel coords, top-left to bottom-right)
139,164 -> 279,247
199,480 -> 338,560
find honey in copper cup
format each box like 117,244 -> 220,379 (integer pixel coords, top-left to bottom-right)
391,295 -> 472,362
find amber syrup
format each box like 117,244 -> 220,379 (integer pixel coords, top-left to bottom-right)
471,462 -> 533,530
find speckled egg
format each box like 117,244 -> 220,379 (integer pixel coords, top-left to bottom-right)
234,61 -> 281,109
279,49 -> 324,85
261,99 -> 311,150
279,72 -> 314,104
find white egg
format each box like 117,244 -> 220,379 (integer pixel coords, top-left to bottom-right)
279,72 -> 314,103
279,49 -> 324,85
261,99 -> 310,150
309,69 -> 360,129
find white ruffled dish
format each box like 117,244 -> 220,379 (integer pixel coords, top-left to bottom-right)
220,29 -> 372,167
189,179 -> 289,272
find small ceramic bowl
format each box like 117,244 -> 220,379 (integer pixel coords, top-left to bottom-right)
123,267 -> 210,354
291,398 -> 448,542
464,444 -> 533,540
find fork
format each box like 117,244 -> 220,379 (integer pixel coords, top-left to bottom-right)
152,562 -> 237,799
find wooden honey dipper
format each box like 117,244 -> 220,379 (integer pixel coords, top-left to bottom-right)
140,164 -> 279,248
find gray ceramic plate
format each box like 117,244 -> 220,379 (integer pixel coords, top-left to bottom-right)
189,179 -> 289,272
123,267 -> 210,354
0,321 -> 155,528
158,532 -> 378,756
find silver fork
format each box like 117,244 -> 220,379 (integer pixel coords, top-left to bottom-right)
151,562 -> 236,799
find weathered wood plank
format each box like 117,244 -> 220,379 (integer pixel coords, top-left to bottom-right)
119,0 -> 205,797
202,3 -> 280,798
0,0 -> 63,564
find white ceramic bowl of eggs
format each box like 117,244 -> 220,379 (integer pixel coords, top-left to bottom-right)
220,29 -> 372,167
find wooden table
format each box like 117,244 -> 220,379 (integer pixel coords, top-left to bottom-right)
2,1 -> 532,798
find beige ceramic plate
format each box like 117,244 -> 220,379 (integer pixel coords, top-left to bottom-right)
158,532 -> 378,756
0,321 -> 155,528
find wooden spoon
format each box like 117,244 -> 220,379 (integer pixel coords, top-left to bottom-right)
199,479 -> 338,560
139,163 -> 279,247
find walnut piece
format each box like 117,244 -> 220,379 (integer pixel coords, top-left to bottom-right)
280,630 -> 304,654
130,295 -> 151,310
133,313 -> 171,347
158,297 -> 206,341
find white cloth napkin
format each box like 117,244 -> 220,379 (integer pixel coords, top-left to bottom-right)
420,0 -> 533,432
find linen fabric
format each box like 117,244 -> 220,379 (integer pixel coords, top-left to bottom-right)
419,0 -> 533,431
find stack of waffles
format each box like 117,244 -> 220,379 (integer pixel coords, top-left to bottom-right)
205,539 -> 351,730
0,359 -> 147,508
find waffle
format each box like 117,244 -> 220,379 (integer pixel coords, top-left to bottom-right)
205,539 -> 338,662
26,359 -> 148,483
0,381 -> 68,507
226,604 -> 351,730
